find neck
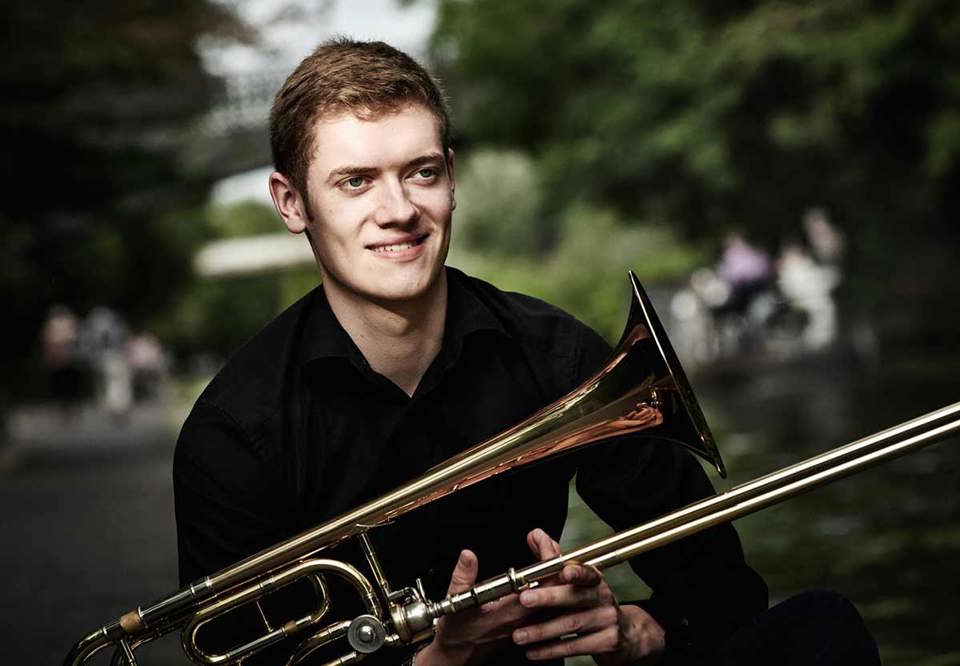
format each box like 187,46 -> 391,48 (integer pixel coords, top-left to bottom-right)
323,270 -> 448,397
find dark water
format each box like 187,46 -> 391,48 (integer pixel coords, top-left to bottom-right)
563,347 -> 960,665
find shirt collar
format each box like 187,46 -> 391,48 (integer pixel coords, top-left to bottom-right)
443,265 -> 509,343
297,288 -> 367,369
299,266 -> 509,371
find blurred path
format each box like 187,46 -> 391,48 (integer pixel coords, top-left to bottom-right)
1,402 -> 186,664
5,402 -> 174,457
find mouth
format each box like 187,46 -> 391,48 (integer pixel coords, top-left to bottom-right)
367,234 -> 428,255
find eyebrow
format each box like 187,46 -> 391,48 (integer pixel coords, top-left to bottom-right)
405,152 -> 446,171
325,152 -> 446,184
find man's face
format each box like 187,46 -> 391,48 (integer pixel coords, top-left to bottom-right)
292,104 -> 454,306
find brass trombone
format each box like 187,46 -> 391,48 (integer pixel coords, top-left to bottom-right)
64,273 -> 960,665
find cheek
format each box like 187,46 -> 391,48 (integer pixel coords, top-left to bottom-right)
305,225 -> 352,271
421,191 -> 454,222
309,207 -> 363,248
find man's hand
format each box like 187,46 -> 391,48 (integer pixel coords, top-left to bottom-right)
414,549 -> 534,665
512,529 -> 666,664
415,528 -> 666,665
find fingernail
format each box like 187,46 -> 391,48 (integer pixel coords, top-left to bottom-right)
514,629 -> 528,644
520,590 -> 539,606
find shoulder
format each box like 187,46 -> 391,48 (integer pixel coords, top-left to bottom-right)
451,268 -> 611,378
178,287 -> 320,458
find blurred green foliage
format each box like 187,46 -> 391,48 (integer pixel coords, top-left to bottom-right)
158,202 -> 319,360
455,148 -> 545,254
451,148 -> 703,339
430,0 -> 960,274
205,201 -> 284,238
0,0 -> 245,399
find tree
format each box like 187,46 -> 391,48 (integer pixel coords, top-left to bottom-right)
430,0 -> 960,258
0,0 -> 246,399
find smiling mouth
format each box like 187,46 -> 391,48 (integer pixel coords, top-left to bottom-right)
369,235 -> 427,254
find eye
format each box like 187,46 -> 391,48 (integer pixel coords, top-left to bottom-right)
412,167 -> 439,181
344,175 -> 367,190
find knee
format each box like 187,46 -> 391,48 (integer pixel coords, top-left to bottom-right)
792,589 -> 858,617
785,589 -> 879,665
718,589 -> 880,666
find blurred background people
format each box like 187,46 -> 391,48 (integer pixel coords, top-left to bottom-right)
777,242 -> 842,351
802,207 -> 846,268
713,232 -> 777,351
671,215 -> 850,363
81,306 -> 132,419
126,332 -> 168,403
40,305 -> 84,419
715,232 -> 774,310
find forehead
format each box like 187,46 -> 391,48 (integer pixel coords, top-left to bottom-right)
308,104 -> 444,175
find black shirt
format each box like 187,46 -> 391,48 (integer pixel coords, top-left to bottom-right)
174,267 -> 767,664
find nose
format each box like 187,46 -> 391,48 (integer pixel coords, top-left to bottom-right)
373,179 -> 419,227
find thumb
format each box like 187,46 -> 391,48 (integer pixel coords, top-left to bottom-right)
446,549 -> 479,595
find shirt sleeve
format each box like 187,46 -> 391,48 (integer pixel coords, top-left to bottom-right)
173,400 -> 293,586
570,324 -> 768,654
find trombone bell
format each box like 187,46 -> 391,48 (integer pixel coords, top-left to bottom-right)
624,271 -> 725,477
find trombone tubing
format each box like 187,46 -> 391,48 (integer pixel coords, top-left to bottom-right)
438,401 -> 960,614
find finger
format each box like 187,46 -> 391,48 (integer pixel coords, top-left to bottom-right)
446,549 -> 478,595
519,581 -> 612,609
524,626 -> 621,661
562,564 -> 603,587
513,605 -> 619,646
472,596 -> 535,640
526,528 -> 561,561
478,592 -> 524,619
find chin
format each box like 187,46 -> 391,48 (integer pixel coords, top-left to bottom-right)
329,271 -> 434,306
368,278 -> 436,304
371,261 -> 445,301
322,255 -> 446,306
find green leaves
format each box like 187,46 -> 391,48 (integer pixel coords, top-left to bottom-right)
1,0 -> 244,397
430,0 -> 960,246
449,149 -> 703,341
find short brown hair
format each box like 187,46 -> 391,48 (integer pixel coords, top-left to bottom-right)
269,38 -> 451,199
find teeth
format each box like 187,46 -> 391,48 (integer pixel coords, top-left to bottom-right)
373,241 -> 418,253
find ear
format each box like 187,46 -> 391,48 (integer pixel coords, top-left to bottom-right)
446,148 -> 456,210
269,171 -> 310,234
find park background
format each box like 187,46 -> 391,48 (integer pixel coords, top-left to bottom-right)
2,1 -> 959,664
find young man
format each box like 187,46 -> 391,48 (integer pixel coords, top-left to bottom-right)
174,39 -> 876,665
